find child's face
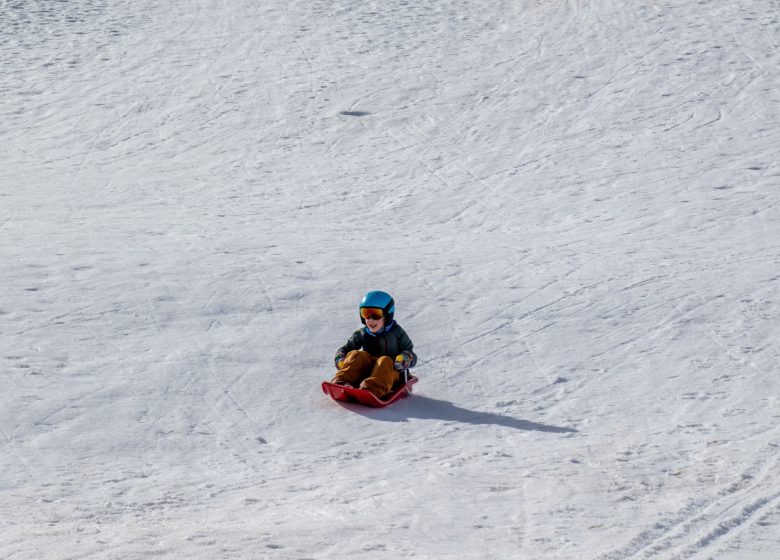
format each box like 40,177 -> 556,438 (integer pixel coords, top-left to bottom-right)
365,315 -> 385,333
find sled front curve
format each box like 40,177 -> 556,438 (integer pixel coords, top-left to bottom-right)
322,375 -> 418,408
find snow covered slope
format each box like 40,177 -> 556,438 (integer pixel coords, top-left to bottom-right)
2,1 -> 779,558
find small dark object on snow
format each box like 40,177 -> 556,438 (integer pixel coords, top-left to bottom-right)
340,110 -> 371,117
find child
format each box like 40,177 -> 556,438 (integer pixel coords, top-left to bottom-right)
331,291 -> 417,398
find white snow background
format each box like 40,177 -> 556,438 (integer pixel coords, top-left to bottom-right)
2,1 -> 780,558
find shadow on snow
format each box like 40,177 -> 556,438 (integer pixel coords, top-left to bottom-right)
343,394 -> 578,433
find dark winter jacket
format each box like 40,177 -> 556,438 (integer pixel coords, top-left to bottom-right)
337,322 -> 418,367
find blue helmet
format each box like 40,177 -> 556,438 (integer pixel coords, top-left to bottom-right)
360,290 -> 395,325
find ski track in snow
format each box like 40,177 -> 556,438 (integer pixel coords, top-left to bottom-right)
2,0 -> 780,558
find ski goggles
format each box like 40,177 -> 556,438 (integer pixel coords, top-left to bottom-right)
360,307 -> 384,321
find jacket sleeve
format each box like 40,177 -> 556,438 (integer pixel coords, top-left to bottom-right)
395,326 -> 418,368
338,330 -> 364,356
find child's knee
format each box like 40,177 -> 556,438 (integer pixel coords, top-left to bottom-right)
344,350 -> 373,368
375,355 -> 394,368
373,356 -> 397,379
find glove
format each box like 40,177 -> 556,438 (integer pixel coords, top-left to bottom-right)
394,351 -> 414,371
334,350 -> 346,369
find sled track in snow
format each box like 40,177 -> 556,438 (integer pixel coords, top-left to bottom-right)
599,440 -> 780,560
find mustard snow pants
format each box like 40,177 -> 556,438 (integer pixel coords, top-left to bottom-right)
332,350 -> 399,398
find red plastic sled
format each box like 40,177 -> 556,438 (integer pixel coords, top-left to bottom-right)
322,375 -> 418,408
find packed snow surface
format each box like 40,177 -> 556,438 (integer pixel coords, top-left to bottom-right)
2,1 -> 780,558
